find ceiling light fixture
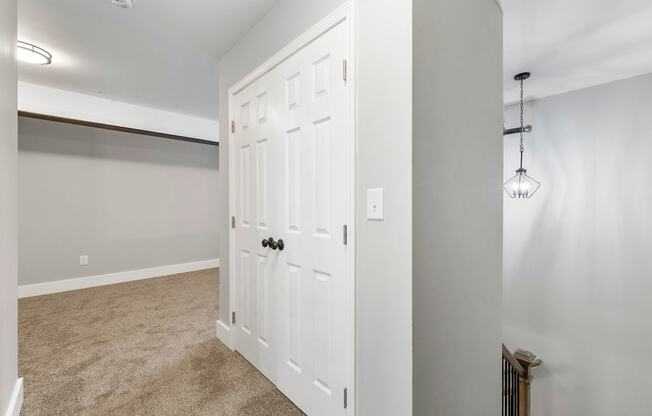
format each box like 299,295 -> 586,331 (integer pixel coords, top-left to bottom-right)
503,72 -> 540,199
17,41 -> 52,65
112,0 -> 135,9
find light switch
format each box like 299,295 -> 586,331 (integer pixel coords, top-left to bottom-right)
367,188 -> 384,220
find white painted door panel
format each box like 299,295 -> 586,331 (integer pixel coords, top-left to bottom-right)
232,16 -> 352,416
275,21 -> 350,416
233,69 -> 280,381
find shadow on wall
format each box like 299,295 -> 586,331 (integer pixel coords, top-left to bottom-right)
18,116 -> 219,170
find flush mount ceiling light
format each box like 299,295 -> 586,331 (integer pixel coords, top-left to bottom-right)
503,72 -> 540,199
17,41 -> 52,65
112,0 -> 135,8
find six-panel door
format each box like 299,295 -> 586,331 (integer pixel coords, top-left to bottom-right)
232,18 -> 351,416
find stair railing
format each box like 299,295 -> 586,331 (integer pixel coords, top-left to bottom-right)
502,344 -> 541,416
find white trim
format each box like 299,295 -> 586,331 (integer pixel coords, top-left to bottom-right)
344,3 -> 357,413
18,259 -> 220,298
229,1 -> 351,96
228,2 -> 356,413
4,378 -> 23,416
18,82 -> 220,143
215,319 -> 234,350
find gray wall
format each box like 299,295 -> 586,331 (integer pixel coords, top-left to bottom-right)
217,0 -> 413,414
18,117 -> 220,286
355,1 -> 412,414
0,0 -> 18,411
413,0 -> 503,415
503,73 -> 652,416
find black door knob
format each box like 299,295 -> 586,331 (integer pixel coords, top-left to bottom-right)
263,237 -> 276,249
262,237 -> 283,251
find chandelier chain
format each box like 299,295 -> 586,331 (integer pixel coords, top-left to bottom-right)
519,78 -> 525,154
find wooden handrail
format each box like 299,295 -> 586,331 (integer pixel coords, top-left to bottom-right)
502,344 -> 540,416
503,344 -> 526,376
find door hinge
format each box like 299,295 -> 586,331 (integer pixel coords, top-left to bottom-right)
231,311 -> 236,324
344,387 -> 348,409
343,224 -> 348,245
343,59 -> 348,84
231,120 -> 235,134
231,216 -> 236,229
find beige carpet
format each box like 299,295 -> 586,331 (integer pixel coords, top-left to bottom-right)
18,268 -> 304,416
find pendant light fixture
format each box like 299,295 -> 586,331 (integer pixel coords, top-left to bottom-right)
17,41 -> 52,65
503,72 -> 540,199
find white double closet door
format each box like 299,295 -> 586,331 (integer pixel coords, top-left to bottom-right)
230,17 -> 353,416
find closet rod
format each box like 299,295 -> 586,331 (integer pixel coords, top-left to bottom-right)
18,111 -> 219,147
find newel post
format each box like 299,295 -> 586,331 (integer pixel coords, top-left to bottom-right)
514,350 -> 542,416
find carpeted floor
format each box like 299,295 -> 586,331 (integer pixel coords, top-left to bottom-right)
18,268 -> 304,416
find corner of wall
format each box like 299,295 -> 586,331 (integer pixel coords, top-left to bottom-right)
4,379 -> 23,416
0,0 -> 18,411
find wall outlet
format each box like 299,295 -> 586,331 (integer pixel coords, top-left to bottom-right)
79,255 -> 89,266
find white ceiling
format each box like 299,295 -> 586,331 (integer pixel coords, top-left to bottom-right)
18,0 -> 279,120
19,0 -> 652,117
503,0 -> 652,104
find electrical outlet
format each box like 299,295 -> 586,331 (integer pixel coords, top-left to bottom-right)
80,255 -> 89,266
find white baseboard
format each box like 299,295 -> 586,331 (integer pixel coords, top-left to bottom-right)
4,378 -> 23,416
216,319 -> 234,350
19,259 -> 220,298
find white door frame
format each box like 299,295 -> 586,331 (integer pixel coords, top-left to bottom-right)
225,1 -> 356,413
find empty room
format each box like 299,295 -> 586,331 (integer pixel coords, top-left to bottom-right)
1,0 -> 651,416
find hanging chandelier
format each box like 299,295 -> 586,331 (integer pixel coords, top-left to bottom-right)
503,72 -> 540,199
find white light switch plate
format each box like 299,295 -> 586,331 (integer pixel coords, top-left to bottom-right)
367,188 -> 384,220
80,255 -> 89,266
